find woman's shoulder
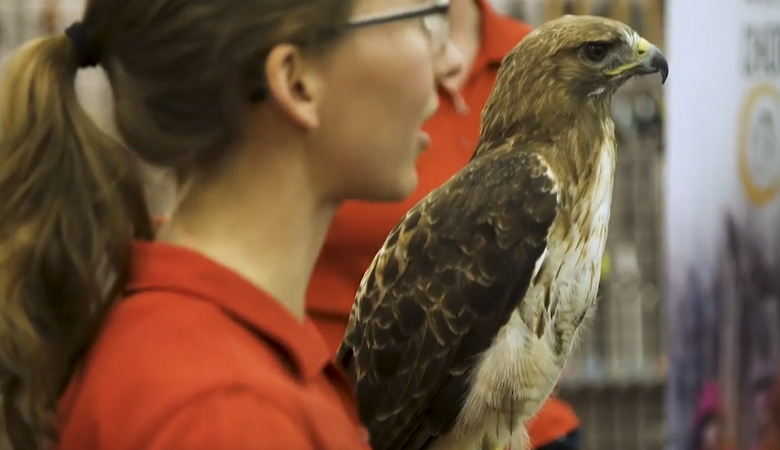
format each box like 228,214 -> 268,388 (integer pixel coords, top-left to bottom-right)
87,289 -> 296,387
63,290 -> 299,410
57,291 -> 316,448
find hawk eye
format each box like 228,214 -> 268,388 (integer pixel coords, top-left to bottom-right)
581,42 -> 611,62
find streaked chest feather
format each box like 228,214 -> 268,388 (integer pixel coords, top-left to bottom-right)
526,129 -> 617,358
550,132 -> 616,290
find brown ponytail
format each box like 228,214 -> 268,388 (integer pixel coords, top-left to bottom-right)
0,35 -> 152,449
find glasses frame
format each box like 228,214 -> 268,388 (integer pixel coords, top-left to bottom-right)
344,1 -> 450,30
249,1 -> 451,102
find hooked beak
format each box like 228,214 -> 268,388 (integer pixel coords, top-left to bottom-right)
604,37 -> 669,84
634,38 -> 669,84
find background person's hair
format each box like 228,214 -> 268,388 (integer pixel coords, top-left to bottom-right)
0,0 -> 355,448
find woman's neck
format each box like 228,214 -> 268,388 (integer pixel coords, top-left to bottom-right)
158,142 -> 336,322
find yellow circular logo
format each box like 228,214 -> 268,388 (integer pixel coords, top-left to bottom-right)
737,83 -> 780,207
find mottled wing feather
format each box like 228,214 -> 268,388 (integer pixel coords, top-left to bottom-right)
337,145 -> 559,450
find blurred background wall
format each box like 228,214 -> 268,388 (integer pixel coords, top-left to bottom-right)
665,1 -> 780,450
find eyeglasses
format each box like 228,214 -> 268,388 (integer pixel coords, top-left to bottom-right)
249,1 -> 450,102
344,0 -> 451,55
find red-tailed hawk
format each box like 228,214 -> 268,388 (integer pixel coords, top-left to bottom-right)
336,15 -> 668,450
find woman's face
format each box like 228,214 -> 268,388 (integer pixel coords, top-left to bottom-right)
308,0 -> 454,202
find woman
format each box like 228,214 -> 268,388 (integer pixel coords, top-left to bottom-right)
0,0 -> 456,448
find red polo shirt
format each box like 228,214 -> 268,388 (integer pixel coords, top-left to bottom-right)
57,241 -> 369,450
306,1 -> 579,447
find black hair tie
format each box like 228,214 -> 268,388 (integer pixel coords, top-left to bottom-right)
64,21 -> 100,68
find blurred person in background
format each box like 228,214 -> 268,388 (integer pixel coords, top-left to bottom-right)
0,0 -> 459,448
691,380 -> 723,450
751,367 -> 777,450
759,368 -> 780,450
306,0 -> 583,448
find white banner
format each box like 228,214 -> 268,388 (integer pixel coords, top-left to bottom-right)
666,0 -> 780,449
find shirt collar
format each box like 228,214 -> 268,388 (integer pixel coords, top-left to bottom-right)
125,240 -> 331,381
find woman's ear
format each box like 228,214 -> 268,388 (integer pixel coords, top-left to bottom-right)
263,44 -> 322,130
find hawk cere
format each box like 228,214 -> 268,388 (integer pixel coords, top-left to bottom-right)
336,14 -> 668,450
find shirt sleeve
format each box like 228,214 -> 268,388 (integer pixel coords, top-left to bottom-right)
146,386 -> 316,450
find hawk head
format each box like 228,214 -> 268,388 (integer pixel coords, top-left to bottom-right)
517,15 -> 668,95
479,15 -> 668,144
